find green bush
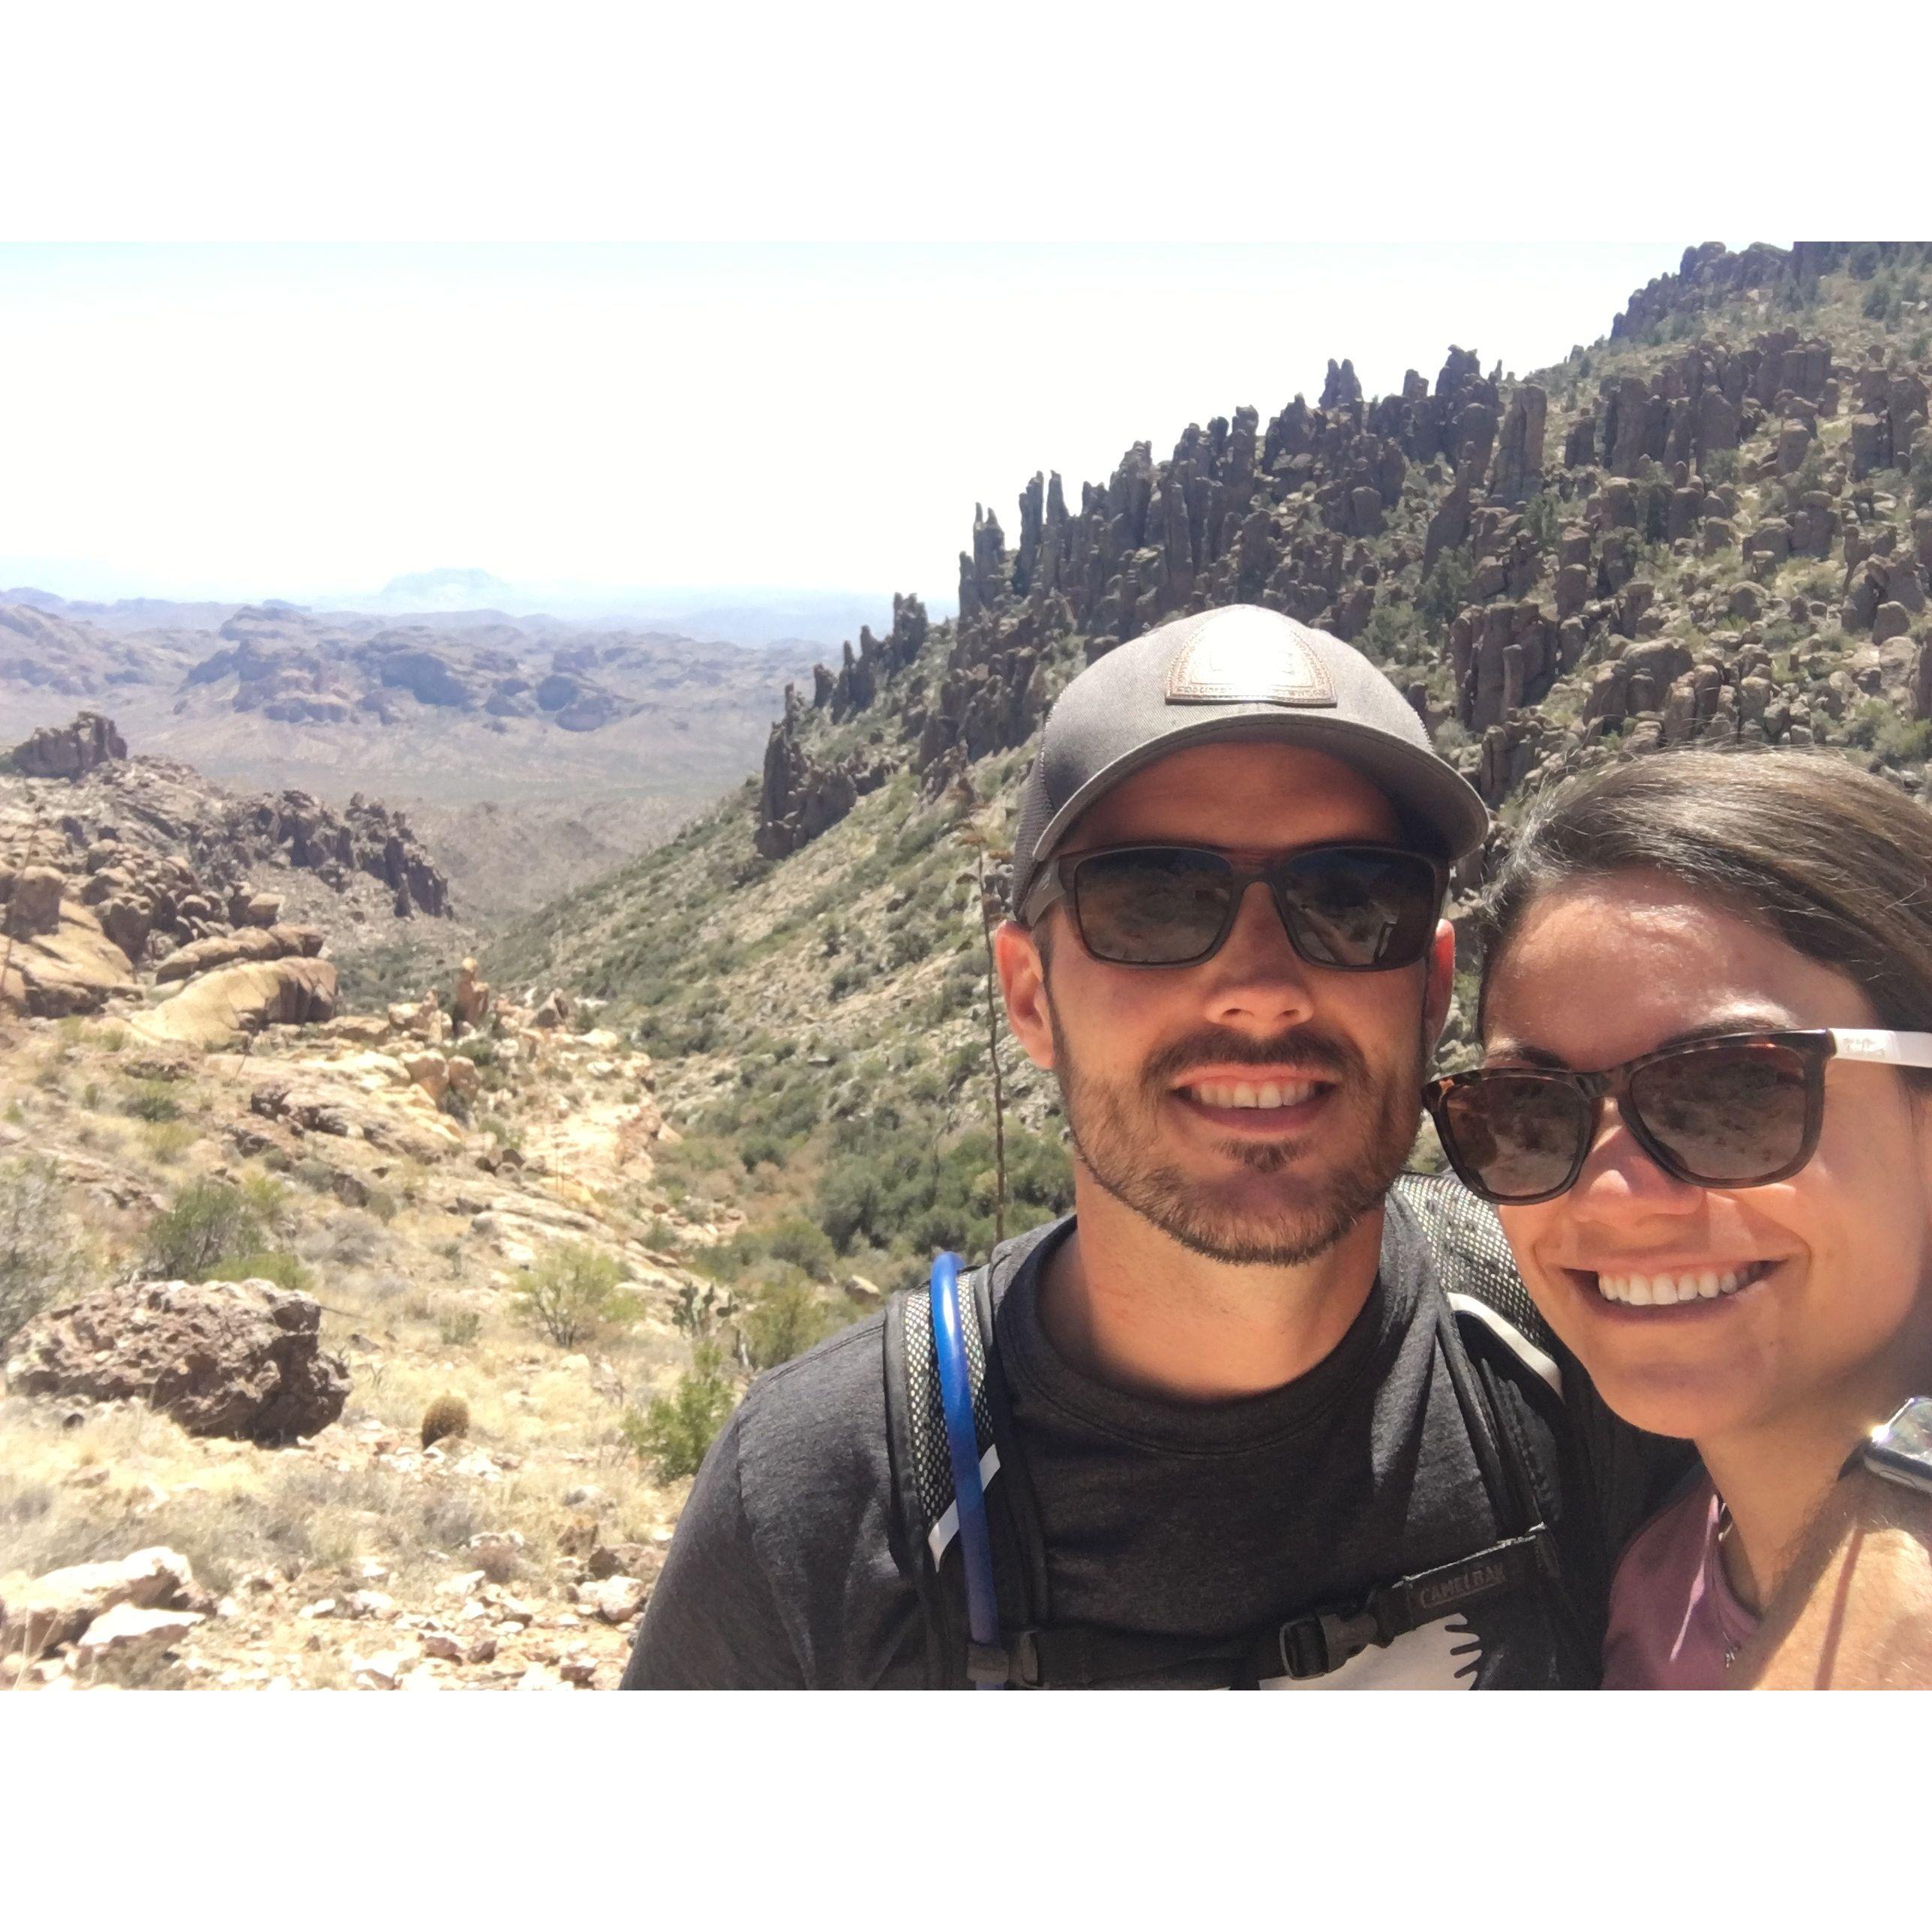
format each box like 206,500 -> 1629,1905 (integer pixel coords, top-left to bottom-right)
436,1304 -> 484,1346
0,1159 -> 81,1348
1875,713 -> 1932,764
122,1081 -> 181,1123
142,1179 -> 270,1280
210,1248 -> 310,1293
764,1215 -> 835,1277
1910,444 -> 1932,510
514,1242 -> 638,1348
814,1121 -> 1072,1260
1417,550 -> 1472,636
735,1269 -> 842,1371
621,1344 -> 736,1480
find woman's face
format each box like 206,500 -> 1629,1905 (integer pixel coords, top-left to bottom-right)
1482,867 -> 1932,1444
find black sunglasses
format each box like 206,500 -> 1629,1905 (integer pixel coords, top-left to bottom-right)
1022,842 -> 1445,972
1424,1028 -> 1932,1206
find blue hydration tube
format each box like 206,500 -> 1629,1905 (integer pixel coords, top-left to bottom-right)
929,1251 -> 1004,1689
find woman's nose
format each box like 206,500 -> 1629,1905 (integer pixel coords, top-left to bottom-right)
1568,1102 -> 1706,1220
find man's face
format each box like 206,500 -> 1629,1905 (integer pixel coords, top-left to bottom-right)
996,740 -> 1454,1266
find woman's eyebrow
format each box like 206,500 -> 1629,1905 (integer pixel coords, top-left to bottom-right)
1484,1012 -> 1799,1069
1480,1040 -> 1570,1069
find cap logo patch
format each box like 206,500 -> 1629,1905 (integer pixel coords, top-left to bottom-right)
1164,625 -> 1337,707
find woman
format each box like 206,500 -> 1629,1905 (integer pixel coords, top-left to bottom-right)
1424,749 -> 1932,1687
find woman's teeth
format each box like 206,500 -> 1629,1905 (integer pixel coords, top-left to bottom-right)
1189,1080 -> 1319,1110
1594,1263 -> 1767,1306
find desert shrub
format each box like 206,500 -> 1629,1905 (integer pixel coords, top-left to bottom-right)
420,1392 -> 470,1448
0,1159 -> 82,1348
1910,444 -> 1932,510
686,1228 -> 761,1286
514,1242 -> 638,1348
122,1080 -> 181,1123
210,1248 -> 309,1292
764,1215 -> 835,1278
1417,550 -> 1472,636
736,1127 -> 788,1172
315,1210 -> 386,1268
814,1121 -> 1073,1260
1520,490 -> 1563,549
621,1344 -> 736,1480
140,1120 -> 196,1163
142,1178 -> 269,1280
886,923 -> 931,969
735,1268 -> 842,1371
1875,713 -> 1932,764
1702,448 -> 1738,486
436,1304 -> 483,1346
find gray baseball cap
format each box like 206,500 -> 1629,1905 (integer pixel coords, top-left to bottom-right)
1011,603 -> 1487,919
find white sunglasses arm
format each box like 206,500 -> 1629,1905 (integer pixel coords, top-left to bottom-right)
1830,1029 -> 1932,1069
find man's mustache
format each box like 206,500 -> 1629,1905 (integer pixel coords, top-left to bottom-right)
1141,1025 -> 1366,1090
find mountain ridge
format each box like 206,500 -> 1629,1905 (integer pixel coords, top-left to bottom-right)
488,239 -> 1932,1281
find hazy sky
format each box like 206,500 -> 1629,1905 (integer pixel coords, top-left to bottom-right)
0,242 -> 1694,610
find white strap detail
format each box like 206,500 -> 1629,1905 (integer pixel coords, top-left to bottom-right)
1448,1293 -> 1562,1395
1830,1029 -> 1932,1069
926,1443 -> 1001,1564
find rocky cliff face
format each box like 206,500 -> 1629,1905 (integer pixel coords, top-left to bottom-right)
748,240 -> 1932,874
0,713 -> 453,1017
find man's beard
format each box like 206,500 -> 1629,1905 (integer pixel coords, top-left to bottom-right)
1046,1001 -> 1422,1268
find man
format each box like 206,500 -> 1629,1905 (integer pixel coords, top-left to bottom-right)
624,603 -> 1665,1689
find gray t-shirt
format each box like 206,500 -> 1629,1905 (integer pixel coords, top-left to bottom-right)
624,1193 -> 1678,1689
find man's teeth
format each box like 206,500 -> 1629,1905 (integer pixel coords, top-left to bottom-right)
1595,1264 -> 1764,1306
1189,1080 -> 1319,1110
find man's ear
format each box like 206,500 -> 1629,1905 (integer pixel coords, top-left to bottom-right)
1421,918 -> 1456,1058
994,917 -> 1056,1070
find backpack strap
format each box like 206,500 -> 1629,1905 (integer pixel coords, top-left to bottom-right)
1390,1169 -> 1559,1373
884,1184 -> 1598,1688
883,1258 -> 1050,1688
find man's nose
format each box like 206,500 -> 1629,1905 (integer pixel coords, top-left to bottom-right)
1200,879 -> 1317,1029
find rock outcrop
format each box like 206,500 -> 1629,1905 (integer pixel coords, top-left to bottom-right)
130,956 -> 338,1047
8,710 -> 127,779
753,688 -> 890,860
5,1277 -> 350,1442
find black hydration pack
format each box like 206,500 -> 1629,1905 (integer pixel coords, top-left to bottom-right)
880,1171 -> 1603,1689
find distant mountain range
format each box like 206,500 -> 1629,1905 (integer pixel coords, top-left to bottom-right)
0,592 -> 819,820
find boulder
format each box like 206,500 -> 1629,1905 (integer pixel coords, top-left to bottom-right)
153,924 -> 324,984
1872,602 -> 1912,645
402,1050 -> 449,1104
4,1277 -> 350,1442
0,898 -> 139,1018
578,1574 -> 648,1624
74,1601 -> 206,1660
0,1547 -> 201,1658
130,957 -> 337,1048
2,866 -> 63,938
